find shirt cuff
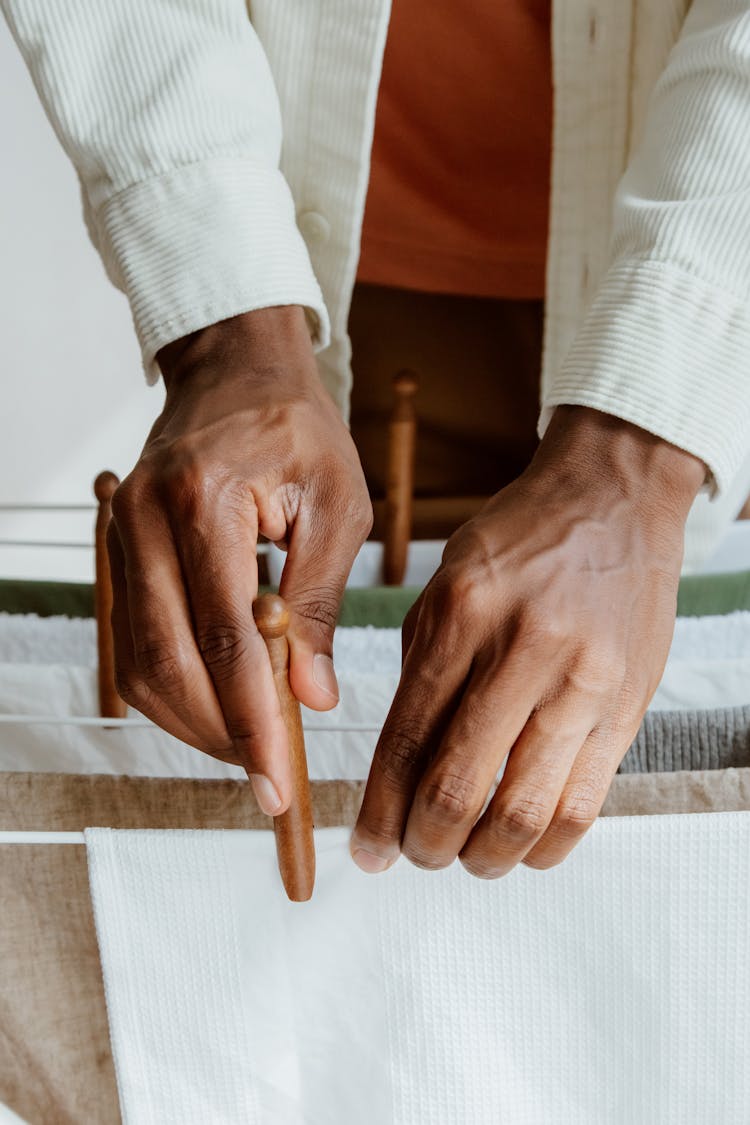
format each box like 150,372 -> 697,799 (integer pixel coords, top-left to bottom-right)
539,259 -> 750,496
92,157 -> 330,382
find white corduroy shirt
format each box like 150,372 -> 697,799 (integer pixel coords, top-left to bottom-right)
3,0 -> 750,568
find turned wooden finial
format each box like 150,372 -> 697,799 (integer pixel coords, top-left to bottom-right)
253,593 -> 316,902
392,369 -> 418,400
252,592 -> 290,642
94,471 -> 127,721
384,369 -> 418,586
94,470 -> 119,505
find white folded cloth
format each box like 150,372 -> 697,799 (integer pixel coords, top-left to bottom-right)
87,815 -> 750,1124
2,613 -> 750,778
5,609 -> 750,669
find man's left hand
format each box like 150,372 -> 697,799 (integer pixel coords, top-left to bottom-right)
351,406 -> 705,877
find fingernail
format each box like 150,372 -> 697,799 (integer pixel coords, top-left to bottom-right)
313,653 -> 339,701
250,773 -> 282,816
352,848 -> 391,874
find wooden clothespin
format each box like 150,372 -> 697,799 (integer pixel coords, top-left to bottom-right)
94,471 -> 127,721
384,369 -> 418,586
253,593 -> 316,902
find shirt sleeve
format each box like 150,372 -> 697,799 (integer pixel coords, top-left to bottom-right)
1,0 -> 330,382
541,0 -> 750,496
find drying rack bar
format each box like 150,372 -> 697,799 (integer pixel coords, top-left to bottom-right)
0,540 -> 94,549
0,504 -> 95,512
0,831 -> 85,844
0,713 -> 381,733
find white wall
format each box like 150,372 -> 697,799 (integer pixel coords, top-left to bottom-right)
0,22 -> 163,581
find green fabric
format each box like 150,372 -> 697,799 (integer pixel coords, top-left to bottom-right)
0,579 -> 421,628
0,579 -> 95,619
337,587 -> 420,627
676,570 -> 750,618
0,572 -> 748,626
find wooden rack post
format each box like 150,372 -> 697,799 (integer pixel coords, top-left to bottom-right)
94,472 -> 127,720
383,370 -> 418,586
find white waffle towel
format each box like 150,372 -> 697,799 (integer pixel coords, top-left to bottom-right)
87,816 -> 750,1124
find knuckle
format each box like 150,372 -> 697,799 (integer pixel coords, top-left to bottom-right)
196,623 -> 247,676
402,844 -> 453,872
316,463 -> 373,536
412,574 -> 480,652
224,725 -> 263,759
439,571 -> 483,620
355,816 -> 403,851
491,793 -> 550,843
522,849 -> 559,871
348,494 -> 374,541
458,851 -> 503,880
111,475 -> 147,527
293,584 -> 340,633
160,457 -> 211,513
134,640 -> 190,691
518,607 -> 564,651
420,771 -> 481,826
360,503 -> 375,540
552,790 -> 601,838
113,668 -> 148,710
526,708 -> 582,749
567,649 -> 620,697
375,725 -> 425,787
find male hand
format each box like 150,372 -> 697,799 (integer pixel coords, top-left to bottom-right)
108,306 -> 372,814
352,406 -> 705,876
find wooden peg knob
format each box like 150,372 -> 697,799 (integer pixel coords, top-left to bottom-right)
94,471 -> 119,505
93,471 -> 127,721
253,593 -> 316,902
253,593 -> 290,643
393,369 -> 418,401
384,370 -> 418,586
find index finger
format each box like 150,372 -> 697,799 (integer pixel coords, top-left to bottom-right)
172,483 -> 292,814
350,608 -> 472,872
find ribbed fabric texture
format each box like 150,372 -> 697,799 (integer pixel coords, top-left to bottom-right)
87,829 -> 259,1125
543,0 -> 750,498
381,813 -> 750,1123
621,704 -> 750,773
1,0 -> 329,381
250,0 -> 391,412
86,818 -> 750,1123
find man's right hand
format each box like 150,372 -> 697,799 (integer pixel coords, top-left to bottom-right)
107,305 -> 372,815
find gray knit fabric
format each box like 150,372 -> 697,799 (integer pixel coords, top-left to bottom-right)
620,705 -> 750,774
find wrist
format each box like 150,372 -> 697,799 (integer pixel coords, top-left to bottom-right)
157,305 -> 314,396
530,406 -> 706,525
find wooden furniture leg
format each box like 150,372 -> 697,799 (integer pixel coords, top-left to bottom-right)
383,369 -> 418,586
94,472 -> 127,720
253,593 -> 316,902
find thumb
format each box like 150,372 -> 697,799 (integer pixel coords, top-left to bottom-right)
279,521 -> 358,711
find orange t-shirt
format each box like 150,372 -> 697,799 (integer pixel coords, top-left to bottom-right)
357,1 -> 553,300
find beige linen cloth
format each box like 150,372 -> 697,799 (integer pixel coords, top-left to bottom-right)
2,769 -> 750,1125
